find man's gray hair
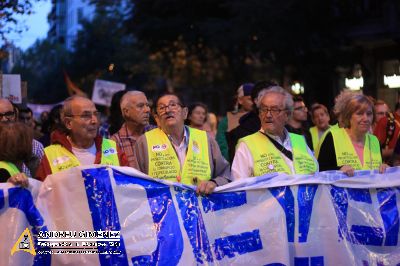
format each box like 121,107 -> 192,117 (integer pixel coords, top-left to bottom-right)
256,86 -> 294,113
120,90 -> 145,111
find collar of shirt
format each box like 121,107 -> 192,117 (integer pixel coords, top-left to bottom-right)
118,123 -> 157,140
166,126 -> 189,168
260,127 -> 292,151
167,126 -> 189,150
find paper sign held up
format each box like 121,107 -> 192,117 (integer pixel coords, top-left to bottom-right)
92,79 -> 125,107
1,74 -> 22,103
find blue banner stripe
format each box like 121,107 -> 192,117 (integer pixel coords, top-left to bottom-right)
377,188 -> 399,246
202,191 -> 247,213
298,185 -> 318,242
82,167 -> 128,266
310,256 -> 324,266
350,225 -> 384,245
214,229 -> 263,260
347,188 -> 372,203
112,169 -> 184,266
175,187 -> 213,264
8,187 -> 51,266
0,189 -> 4,210
269,187 -> 295,242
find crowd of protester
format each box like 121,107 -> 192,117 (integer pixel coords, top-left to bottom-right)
1,80 -> 400,194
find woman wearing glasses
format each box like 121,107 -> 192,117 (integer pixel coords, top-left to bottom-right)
0,122 -> 31,187
317,93 -> 388,176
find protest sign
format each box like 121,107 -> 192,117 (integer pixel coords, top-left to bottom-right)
92,79 -> 125,107
1,74 -> 22,103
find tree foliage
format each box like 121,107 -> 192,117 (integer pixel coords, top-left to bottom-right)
12,39 -> 69,103
0,0 -> 42,41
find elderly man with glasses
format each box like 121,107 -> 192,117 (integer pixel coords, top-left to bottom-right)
36,96 -> 128,181
133,93 -> 231,195
232,86 -> 318,180
0,98 -> 44,180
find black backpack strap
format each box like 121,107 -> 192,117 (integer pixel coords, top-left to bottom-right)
260,131 -> 293,161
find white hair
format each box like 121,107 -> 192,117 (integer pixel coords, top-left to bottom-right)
120,90 -> 145,111
256,86 -> 294,113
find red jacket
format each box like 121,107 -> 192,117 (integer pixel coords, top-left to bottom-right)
35,130 -> 128,181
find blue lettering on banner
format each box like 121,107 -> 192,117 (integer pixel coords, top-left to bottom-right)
330,186 -> 384,246
294,256 -> 324,266
376,188 -> 399,246
347,188 -> 372,203
0,189 -> 3,209
264,264 -> 286,266
297,185 -> 318,242
214,229 -> 263,260
82,168 -> 128,266
7,187 -> 51,266
111,168 -> 184,266
269,186 -> 295,242
201,191 -> 247,213
362,260 -> 385,266
175,187 -> 213,264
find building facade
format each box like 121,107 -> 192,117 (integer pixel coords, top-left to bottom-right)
48,0 -> 95,51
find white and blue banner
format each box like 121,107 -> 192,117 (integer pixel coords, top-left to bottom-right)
1,166 -> 400,265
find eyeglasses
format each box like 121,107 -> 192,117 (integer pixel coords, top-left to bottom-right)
65,111 -> 101,121
156,102 -> 183,114
294,106 -> 307,111
0,111 -> 15,120
259,106 -> 287,116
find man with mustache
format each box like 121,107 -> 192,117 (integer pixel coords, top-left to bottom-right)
232,86 -> 318,180
111,91 -> 155,167
133,93 -> 231,195
36,96 -> 128,180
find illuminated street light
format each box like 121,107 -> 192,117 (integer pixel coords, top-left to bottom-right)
291,82 -> 304,95
345,77 -> 363,91
384,74 -> 400,88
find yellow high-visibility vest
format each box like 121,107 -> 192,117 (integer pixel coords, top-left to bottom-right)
146,127 -> 211,184
239,132 -> 318,176
309,126 -> 319,151
0,161 -> 20,176
330,127 -> 381,170
314,124 -> 339,158
44,139 -> 120,174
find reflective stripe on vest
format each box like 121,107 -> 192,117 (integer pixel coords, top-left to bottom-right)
309,126 -> 319,152
146,127 -> 211,184
0,161 -> 20,176
240,132 -> 318,176
44,139 -> 120,174
330,127 -> 381,170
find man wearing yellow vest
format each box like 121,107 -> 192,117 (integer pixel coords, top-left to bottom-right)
133,93 -> 231,195
36,96 -> 128,181
232,86 -> 318,179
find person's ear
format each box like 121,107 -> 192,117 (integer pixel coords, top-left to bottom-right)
182,107 -> 188,120
64,117 -> 73,130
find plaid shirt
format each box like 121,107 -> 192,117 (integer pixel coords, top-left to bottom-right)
111,123 -> 156,167
23,139 -> 44,178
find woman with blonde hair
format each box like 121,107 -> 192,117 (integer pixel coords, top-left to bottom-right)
0,122 -> 32,186
317,93 -> 388,176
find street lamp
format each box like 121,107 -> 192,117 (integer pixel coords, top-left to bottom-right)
291,82 -> 304,95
